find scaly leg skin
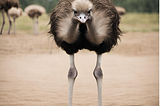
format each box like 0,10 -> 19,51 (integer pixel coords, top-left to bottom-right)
68,54 -> 78,106
0,10 -> 5,35
6,12 -> 12,34
94,54 -> 103,106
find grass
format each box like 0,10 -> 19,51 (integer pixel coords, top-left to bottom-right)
120,13 -> 159,32
0,13 -> 159,33
0,14 -> 50,34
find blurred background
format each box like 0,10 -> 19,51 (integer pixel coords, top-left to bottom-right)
1,0 -> 158,34
0,0 -> 159,34
19,0 -> 159,13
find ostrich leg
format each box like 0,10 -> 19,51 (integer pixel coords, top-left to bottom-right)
13,18 -> 16,34
68,54 -> 78,106
0,10 -> 5,34
94,54 -> 103,106
33,18 -> 36,34
35,17 -> 39,35
33,17 -> 39,35
6,12 -> 12,34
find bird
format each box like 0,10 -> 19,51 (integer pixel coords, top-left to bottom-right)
24,5 -> 46,35
49,0 -> 121,106
8,7 -> 23,34
115,6 -> 126,15
0,0 -> 20,34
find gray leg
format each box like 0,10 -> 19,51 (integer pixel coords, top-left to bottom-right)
94,54 -> 103,106
0,10 -> 5,34
35,17 -> 39,34
13,18 -> 16,34
33,17 -> 39,35
68,54 -> 78,106
6,12 -> 12,34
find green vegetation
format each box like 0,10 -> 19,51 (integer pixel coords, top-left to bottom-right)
112,0 -> 159,13
16,0 -> 160,33
19,0 -> 159,13
0,14 -> 50,34
0,13 -> 158,33
120,13 -> 159,32
19,0 -> 59,13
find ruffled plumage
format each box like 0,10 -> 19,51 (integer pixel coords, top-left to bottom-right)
49,0 -> 121,54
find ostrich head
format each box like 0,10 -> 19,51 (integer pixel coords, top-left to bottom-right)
72,0 -> 93,23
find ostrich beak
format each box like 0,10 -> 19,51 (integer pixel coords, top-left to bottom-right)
77,13 -> 88,23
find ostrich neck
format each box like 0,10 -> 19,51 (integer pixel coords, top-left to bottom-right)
66,20 -> 79,44
86,21 -> 98,44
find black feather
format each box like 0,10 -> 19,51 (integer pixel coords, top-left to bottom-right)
49,0 -> 122,55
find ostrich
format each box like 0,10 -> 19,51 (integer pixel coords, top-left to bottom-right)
0,0 -> 20,34
115,6 -> 126,15
49,0 -> 121,106
8,7 -> 23,34
24,5 -> 46,35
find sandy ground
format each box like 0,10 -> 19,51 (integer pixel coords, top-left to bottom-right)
0,31 -> 159,106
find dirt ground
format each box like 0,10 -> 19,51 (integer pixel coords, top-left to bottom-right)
0,31 -> 159,106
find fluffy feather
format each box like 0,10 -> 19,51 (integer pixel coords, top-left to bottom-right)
49,0 -> 121,54
72,0 -> 93,12
24,5 -> 46,18
0,0 -> 20,12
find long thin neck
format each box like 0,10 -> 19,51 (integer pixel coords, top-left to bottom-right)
66,21 -> 79,43
86,21 -> 98,43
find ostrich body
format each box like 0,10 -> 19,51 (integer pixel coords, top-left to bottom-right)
0,0 -> 20,34
49,0 -> 121,106
8,7 -> 23,34
24,5 -> 46,35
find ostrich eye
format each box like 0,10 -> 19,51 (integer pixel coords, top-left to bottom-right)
87,9 -> 92,14
73,10 -> 78,14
